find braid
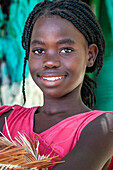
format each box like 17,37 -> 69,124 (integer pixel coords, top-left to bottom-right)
81,74 -> 97,108
22,56 -> 28,105
22,0 -> 105,108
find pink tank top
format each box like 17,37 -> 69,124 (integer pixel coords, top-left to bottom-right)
0,105 -> 113,169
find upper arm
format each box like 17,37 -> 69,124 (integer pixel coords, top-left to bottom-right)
0,109 -> 13,135
52,113 -> 113,170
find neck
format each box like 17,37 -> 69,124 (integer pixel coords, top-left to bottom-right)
40,87 -> 91,116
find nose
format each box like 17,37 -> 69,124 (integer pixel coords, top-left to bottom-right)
43,53 -> 61,69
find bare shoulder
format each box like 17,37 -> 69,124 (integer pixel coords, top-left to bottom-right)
100,112 -> 113,130
84,112 -> 113,141
83,112 -> 113,135
0,109 -> 13,135
78,112 -> 113,169
53,112 -> 113,170
80,112 -> 113,152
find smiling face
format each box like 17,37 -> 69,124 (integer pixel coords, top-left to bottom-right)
29,15 -> 91,98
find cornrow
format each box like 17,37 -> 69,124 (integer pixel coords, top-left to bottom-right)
22,0 -> 105,108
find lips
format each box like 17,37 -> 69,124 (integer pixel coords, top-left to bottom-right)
39,74 -> 66,87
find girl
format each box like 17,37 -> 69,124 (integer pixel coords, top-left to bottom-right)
0,0 -> 113,169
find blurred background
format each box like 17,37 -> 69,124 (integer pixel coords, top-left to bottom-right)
0,0 -> 113,110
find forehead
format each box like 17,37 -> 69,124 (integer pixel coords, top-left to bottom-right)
31,15 -> 87,44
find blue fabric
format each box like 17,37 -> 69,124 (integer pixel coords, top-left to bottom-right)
0,0 -> 43,82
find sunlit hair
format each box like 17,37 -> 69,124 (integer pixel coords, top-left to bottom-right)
22,0 -> 105,108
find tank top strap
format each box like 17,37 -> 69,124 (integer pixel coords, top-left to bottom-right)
0,105 -> 15,116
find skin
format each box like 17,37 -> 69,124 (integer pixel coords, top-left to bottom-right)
29,15 -> 97,132
0,15 -> 113,169
29,16 -> 113,170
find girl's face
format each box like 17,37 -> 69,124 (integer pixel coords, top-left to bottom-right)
29,16 -> 90,98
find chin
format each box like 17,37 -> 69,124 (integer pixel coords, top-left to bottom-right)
44,92 -> 63,99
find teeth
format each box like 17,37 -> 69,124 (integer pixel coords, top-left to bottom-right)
42,76 -> 64,81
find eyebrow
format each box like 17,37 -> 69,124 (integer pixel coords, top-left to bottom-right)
56,38 -> 75,45
31,40 -> 45,45
31,38 -> 75,46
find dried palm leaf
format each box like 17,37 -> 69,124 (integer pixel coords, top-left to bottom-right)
0,118 -> 64,169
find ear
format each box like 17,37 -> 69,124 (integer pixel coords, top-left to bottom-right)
87,44 -> 99,67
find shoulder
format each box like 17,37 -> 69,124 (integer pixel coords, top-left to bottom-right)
82,112 -> 113,137
52,112 -> 113,170
80,111 -> 113,136
80,112 -> 113,146
73,112 -> 113,169
0,105 -> 31,134
0,106 -> 13,135
78,112 -> 113,164
53,112 -> 113,170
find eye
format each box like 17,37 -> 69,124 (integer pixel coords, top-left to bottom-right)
60,48 -> 74,55
32,48 -> 45,55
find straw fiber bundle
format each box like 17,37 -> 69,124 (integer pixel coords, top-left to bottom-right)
0,119 -> 63,170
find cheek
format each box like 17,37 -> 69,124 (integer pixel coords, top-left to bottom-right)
65,56 -> 86,72
29,54 -> 41,68
65,56 -> 87,85
28,58 -> 33,74
28,58 -> 39,75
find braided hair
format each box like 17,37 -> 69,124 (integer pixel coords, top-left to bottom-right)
22,0 -> 105,108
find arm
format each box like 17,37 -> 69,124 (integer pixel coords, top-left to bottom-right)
0,109 -> 13,135
52,113 -> 113,170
